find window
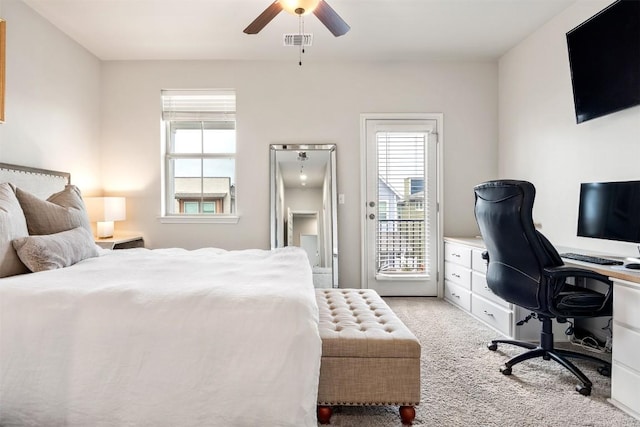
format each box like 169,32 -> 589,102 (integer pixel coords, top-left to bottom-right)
162,90 -> 236,220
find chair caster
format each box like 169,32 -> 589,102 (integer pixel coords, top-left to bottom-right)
488,343 -> 498,351
576,384 -> 591,396
597,365 -> 611,377
500,366 -> 512,375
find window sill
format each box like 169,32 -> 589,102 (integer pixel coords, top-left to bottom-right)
158,215 -> 240,224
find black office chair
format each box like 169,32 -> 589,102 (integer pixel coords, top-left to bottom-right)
473,180 -> 613,396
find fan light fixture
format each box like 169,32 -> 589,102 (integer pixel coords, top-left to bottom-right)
281,0 -> 320,16
244,1 -> 350,37
244,0 -> 349,65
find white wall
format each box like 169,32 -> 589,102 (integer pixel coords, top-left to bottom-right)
285,187 -> 323,214
498,0 -> 640,258
0,0 -> 101,192
101,60 -> 498,287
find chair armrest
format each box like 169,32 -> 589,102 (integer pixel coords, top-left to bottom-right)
481,251 -> 489,267
543,265 -> 612,286
543,265 -> 613,315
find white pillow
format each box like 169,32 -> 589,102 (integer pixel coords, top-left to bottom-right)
0,183 -> 30,277
12,227 -> 98,272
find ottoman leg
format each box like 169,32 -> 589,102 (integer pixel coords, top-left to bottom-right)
400,405 -> 415,425
317,405 -> 333,424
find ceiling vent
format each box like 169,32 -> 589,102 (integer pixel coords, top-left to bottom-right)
283,33 -> 313,47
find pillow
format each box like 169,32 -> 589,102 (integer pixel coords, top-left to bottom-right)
12,227 -> 98,272
0,183 -> 30,277
16,185 -> 92,235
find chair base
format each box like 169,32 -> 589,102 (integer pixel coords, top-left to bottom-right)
488,317 -> 611,396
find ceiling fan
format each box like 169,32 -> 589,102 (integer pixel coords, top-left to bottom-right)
244,0 -> 350,37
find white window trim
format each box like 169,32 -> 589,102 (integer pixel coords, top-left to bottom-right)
160,89 -> 238,222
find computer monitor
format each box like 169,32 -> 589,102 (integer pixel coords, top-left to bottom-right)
577,180 -> 640,244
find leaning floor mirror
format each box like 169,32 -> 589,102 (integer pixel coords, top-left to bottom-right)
270,144 -> 338,288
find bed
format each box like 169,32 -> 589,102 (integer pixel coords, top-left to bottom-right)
0,163 -> 322,427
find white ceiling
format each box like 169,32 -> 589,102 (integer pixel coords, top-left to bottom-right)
276,149 -> 330,188
21,0 -> 577,62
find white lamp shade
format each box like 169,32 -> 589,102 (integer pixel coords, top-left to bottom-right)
85,197 -> 126,222
280,0 -> 320,16
85,197 -> 126,239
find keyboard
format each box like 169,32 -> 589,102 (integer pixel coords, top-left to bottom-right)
560,252 -> 623,266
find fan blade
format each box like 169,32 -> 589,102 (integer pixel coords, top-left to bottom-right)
313,0 -> 350,37
244,1 -> 283,34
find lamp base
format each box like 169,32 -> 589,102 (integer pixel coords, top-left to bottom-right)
96,221 -> 115,239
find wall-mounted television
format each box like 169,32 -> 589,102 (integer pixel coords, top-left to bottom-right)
577,180 -> 640,244
566,0 -> 640,124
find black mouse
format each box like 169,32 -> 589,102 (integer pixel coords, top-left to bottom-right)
625,263 -> 640,270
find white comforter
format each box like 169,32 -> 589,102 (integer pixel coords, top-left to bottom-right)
0,246 -> 321,427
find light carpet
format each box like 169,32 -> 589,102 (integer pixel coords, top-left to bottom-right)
320,297 -> 640,427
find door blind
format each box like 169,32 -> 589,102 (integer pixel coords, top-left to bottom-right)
376,131 -> 429,275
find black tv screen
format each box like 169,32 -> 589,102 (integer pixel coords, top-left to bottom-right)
566,0 -> 640,123
577,180 -> 640,244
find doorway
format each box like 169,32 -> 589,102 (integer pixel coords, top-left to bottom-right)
361,114 -> 442,296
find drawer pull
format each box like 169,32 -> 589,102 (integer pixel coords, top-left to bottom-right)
452,253 -> 461,258
452,273 -> 461,278
450,292 -> 460,299
483,310 -> 494,317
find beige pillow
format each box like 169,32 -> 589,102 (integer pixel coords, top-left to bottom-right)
0,183 -> 30,277
12,227 -> 98,272
16,185 -> 92,235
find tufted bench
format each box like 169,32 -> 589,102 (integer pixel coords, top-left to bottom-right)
315,289 -> 421,425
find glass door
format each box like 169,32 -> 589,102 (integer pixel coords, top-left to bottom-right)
362,116 -> 440,296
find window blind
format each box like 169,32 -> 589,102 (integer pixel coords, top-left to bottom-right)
161,89 -> 236,121
376,131 -> 430,275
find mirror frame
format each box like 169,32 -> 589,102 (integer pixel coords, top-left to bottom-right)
270,144 -> 338,287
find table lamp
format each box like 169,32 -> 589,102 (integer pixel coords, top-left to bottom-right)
85,197 -> 126,238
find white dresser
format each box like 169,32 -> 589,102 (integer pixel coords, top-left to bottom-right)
609,277 -> 640,420
443,237 -> 566,341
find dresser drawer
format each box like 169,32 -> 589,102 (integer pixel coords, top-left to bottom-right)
444,243 -> 471,268
613,283 -> 640,329
471,294 -> 512,337
611,363 -> 640,417
471,249 -> 488,273
612,323 -> 640,371
444,261 -> 471,289
472,271 -> 510,308
444,280 -> 471,312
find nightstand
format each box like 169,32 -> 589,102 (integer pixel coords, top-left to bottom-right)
95,234 -> 144,250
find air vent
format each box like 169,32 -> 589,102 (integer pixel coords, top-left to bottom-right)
283,33 -> 313,47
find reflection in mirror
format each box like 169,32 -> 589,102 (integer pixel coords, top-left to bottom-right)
270,144 -> 338,288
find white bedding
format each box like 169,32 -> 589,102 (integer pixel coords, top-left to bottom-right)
0,246 -> 321,427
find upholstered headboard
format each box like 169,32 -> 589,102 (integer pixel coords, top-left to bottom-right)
0,163 -> 70,199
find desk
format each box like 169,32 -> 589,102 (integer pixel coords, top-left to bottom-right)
561,257 -> 640,420
444,237 -> 640,420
